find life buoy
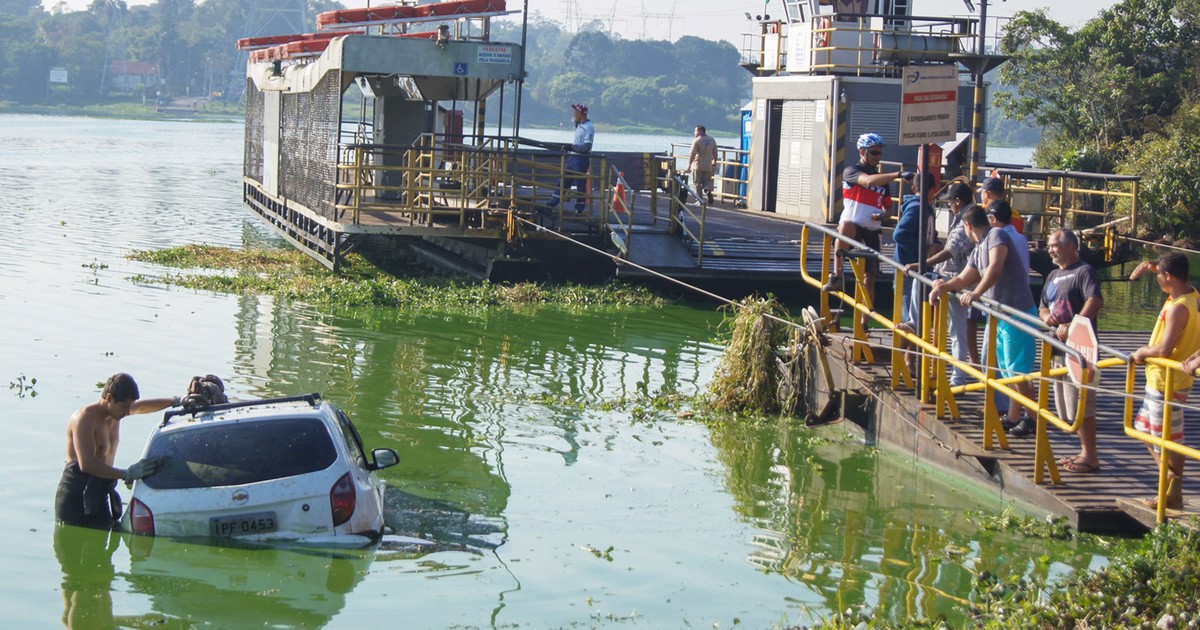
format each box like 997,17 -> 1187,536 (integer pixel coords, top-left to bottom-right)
815,17 -> 832,49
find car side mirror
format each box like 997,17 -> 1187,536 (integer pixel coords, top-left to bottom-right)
368,448 -> 399,471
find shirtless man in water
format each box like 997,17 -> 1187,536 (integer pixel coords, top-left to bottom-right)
55,373 -> 179,528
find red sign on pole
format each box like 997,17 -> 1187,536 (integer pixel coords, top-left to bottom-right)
1066,315 -> 1098,385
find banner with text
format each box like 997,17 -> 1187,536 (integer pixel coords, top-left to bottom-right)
899,64 -> 958,145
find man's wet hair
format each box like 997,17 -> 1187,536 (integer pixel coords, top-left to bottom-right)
102,373 -> 139,402
1159,252 -> 1190,282
962,204 -> 989,229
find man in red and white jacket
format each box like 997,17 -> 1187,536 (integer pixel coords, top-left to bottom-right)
825,133 -> 906,326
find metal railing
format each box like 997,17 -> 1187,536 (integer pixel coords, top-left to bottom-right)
994,169 -> 1142,244
740,13 -> 1003,78
331,133 -> 614,232
800,221 -> 1198,523
665,142 -> 749,208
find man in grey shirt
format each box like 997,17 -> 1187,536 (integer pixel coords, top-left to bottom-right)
929,203 -> 1038,435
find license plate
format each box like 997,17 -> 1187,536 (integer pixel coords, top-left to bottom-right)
210,512 -> 278,537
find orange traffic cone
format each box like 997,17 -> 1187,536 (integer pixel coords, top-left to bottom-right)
612,172 -> 629,214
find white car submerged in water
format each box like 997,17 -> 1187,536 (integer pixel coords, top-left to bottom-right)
121,393 -> 399,545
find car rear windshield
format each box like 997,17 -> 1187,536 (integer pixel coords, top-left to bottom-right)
141,418 -> 338,489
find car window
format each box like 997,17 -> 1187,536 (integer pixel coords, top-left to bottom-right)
142,418 -> 338,489
335,409 -> 368,469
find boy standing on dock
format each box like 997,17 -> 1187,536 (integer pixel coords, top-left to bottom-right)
1039,228 -> 1103,473
1130,254 -> 1200,509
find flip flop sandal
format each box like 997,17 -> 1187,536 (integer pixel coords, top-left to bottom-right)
1062,459 -> 1100,474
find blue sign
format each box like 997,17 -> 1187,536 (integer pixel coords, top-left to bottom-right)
454,62 -> 468,75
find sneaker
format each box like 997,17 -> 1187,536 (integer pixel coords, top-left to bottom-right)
1007,417 -> 1036,437
574,202 -> 587,214
822,273 -> 844,292
999,413 -> 1019,431
707,192 -> 714,205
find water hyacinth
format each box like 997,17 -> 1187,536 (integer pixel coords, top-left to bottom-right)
127,244 -> 665,309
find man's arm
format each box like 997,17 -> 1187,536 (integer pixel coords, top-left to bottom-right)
928,266 -> 981,304
856,171 -> 903,188
131,397 -> 179,415
1133,303 -> 1189,363
963,243 -> 1008,304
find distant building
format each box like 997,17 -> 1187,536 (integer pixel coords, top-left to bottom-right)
109,60 -> 158,92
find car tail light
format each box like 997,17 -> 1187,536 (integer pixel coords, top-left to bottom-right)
129,498 -> 155,535
330,473 -> 356,526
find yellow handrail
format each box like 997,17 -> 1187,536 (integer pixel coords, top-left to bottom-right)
799,221 -> 1200,522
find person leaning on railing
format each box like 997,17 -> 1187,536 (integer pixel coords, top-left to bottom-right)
1129,253 -> 1200,510
928,202 -> 1038,435
909,181 -> 979,387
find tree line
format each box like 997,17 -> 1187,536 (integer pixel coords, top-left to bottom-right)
997,0 -> 1200,239
0,0 -> 750,134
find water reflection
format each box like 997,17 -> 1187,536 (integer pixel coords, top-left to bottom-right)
223,291 -> 718,517
708,419 -> 1102,625
55,524 -> 376,628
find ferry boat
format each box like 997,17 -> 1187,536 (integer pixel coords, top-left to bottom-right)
236,0 -> 1138,284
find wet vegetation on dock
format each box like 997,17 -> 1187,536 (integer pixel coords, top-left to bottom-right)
127,244 -> 666,309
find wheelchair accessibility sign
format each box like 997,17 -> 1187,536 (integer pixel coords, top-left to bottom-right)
454,62 -> 468,75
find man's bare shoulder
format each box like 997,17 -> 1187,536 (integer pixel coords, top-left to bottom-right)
69,402 -> 108,429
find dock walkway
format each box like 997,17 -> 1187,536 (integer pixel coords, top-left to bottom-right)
826,327 -> 1198,533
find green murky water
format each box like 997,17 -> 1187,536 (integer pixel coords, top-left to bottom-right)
0,114 -> 1125,628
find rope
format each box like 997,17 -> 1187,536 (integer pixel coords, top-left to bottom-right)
1117,234 -> 1200,256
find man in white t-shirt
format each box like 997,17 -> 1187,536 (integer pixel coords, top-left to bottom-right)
547,103 -> 596,213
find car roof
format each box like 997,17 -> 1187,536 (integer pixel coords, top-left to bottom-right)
159,393 -> 331,431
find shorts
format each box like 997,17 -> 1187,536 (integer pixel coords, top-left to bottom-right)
1051,355 -> 1098,422
995,311 -> 1036,379
840,226 -> 881,276
1135,387 -> 1187,445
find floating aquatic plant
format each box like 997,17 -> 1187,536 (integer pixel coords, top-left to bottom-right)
127,245 -> 665,309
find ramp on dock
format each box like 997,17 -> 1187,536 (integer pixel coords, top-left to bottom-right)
821,328 -> 1197,534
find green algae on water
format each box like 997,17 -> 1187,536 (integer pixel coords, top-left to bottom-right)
127,244 -> 666,309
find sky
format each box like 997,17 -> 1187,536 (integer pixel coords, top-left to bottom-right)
49,0 -> 1122,44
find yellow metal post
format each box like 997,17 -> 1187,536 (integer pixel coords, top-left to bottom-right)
982,318 -> 1010,450
1034,340 -> 1061,485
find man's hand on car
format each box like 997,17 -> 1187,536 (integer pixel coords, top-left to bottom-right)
125,457 -> 163,488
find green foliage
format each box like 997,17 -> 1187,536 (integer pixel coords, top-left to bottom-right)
996,0 -> 1200,237
494,20 -> 748,134
966,522 -> 1200,629
1119,102 -> 1200,237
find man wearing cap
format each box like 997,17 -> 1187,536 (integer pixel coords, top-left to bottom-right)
547,103 -> 596,213
981,176 -> 1024,234
910,180 -> 980,386
825,132 -> 906,328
